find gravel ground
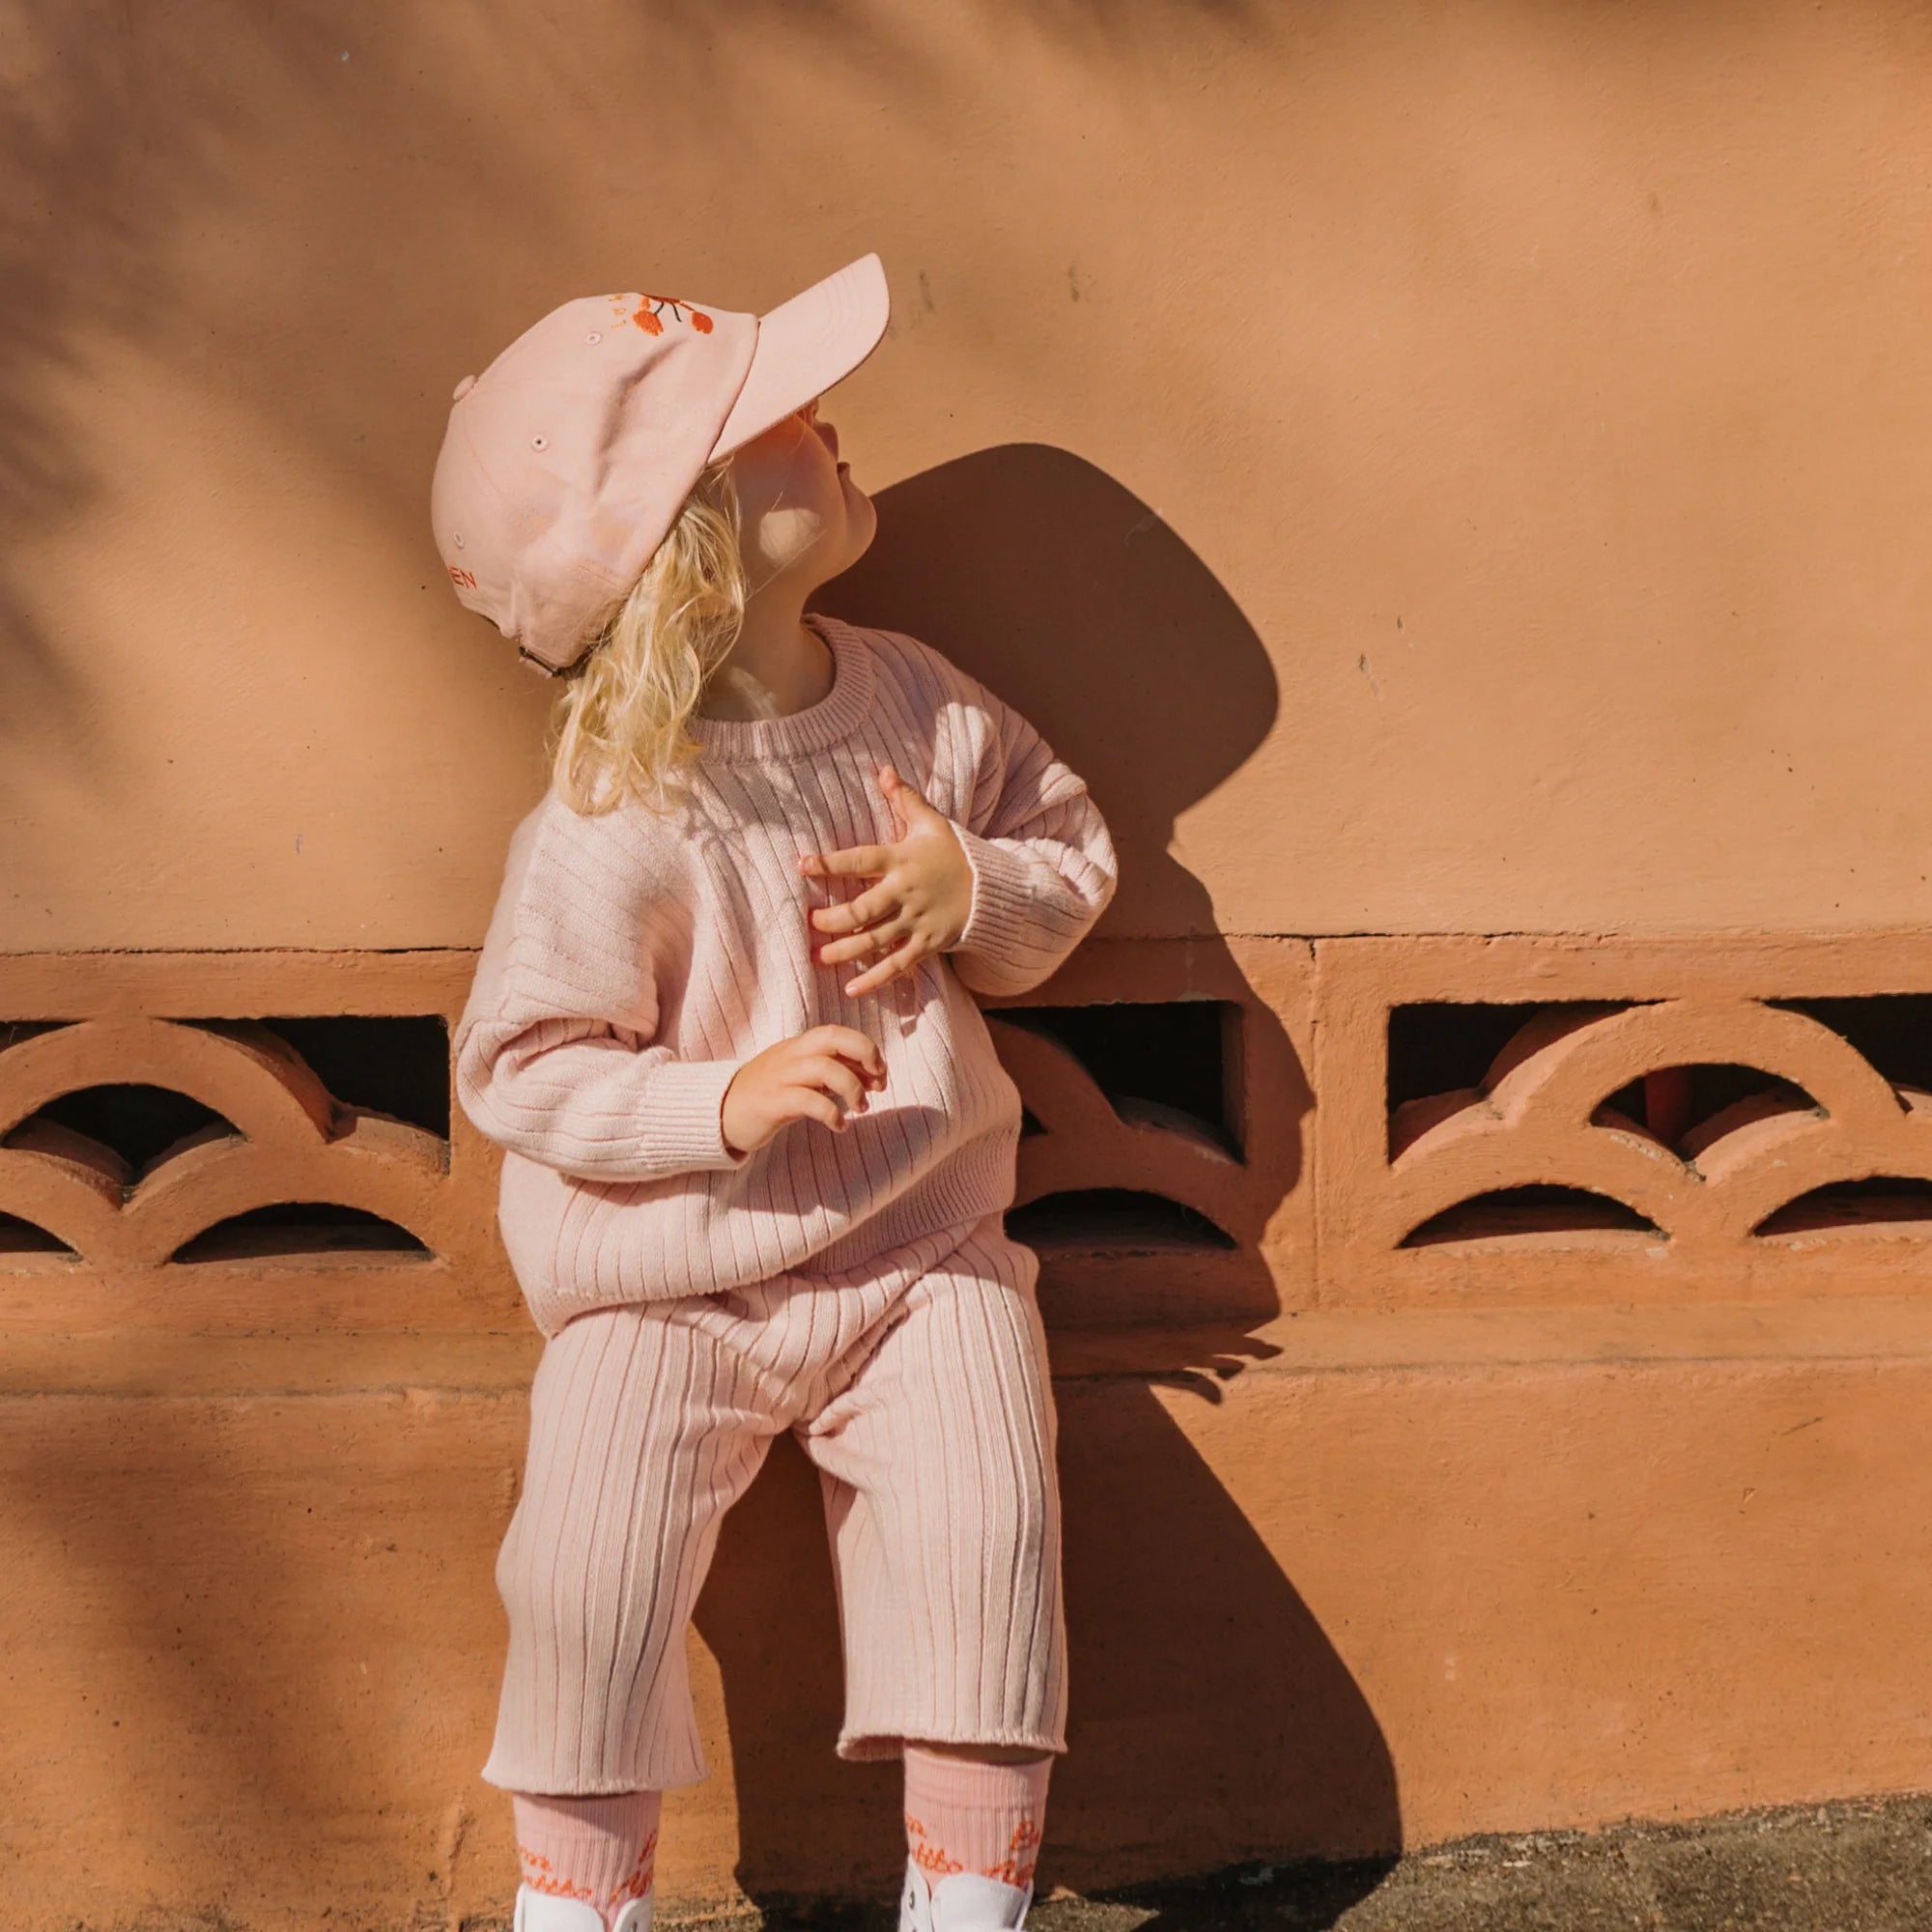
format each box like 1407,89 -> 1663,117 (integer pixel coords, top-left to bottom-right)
655,1793 -> 1932,1932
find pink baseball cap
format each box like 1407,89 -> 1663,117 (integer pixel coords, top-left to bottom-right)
431,251 -> 891,675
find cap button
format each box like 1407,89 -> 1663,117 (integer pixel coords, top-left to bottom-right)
452,374 -> 478,402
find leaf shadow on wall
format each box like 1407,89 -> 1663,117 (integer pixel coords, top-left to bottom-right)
692,446 -> 1400,1918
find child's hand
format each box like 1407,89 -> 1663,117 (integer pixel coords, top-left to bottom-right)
721,1024 -> 888,1154
799,763 -> 974,996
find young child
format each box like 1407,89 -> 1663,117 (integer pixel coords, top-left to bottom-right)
431,253 -> 1119,1932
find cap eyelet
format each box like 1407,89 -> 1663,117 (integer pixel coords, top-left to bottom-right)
531,435 -> 549,450
584,330 -> 602,344
452,532 -> 466,549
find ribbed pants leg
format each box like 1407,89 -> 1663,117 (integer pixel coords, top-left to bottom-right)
479,1300 -> 783,1794
801,1217 -> 1068,1760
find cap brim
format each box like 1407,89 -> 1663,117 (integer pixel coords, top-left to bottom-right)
706,252 -> 891,465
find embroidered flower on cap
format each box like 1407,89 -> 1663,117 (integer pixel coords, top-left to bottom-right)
605,291 -> 714,336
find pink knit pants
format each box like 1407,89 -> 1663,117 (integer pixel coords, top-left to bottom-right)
478,1210 -> 1067,1794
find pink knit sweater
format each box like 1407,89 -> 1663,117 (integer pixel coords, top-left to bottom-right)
454,611 -> 1119,1336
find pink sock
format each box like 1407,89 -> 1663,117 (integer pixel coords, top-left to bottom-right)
511,1789 -> 662,1925
902,1747 -> 1053,1890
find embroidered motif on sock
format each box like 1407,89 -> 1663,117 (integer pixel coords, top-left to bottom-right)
905,1812 -> 963,1877
517,1846 -> 597,1903
986,1818 -> 1042,1889
611,1829 -> 659,1906
516,1831 -> 657,1910
904,1814 -> 1041,1889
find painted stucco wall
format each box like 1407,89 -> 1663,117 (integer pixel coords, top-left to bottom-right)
7,0 -> 1932,948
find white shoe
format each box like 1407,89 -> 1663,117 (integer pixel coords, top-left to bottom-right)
898,1857 -> 1034,1932
512,1881 -> 654,1932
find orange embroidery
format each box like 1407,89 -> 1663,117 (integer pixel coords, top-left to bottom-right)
517,1846 -> 595,1903
516,1831 -> 658,1908
604,289 -> 714,335
446,563 -> 478,589
986,1819 -> 1042,1888
613,1829 -> 659,1905
904,1812 -> 964,1878
904,1813 -> 1040,1887
630,295 -> 714,336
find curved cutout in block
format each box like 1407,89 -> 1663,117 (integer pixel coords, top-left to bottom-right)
1008,1187 -> 1237,1255
1112,1093 -> 1243,1161
1586,1102 -> 1671,1154
1772,996 -> 1932,1096
0,1022 -> 75,1057
169,1203 -> 433,1265
1390,1087 -> 1488,1161
1388,1002 -> 1633,1115
1596,1066 -> 1821,1156
178,1015 -> 452,1140
1676,1086 -> 1820,1162
1401,1184 -> 1666,1249
6,1084 -> 238,1180
1753,1178 -> 1932,1241
0,1209 -> 77,1258
997,1001 -> 1242,1159
142,1121 -> 249,1175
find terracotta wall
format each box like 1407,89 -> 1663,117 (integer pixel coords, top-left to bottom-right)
9,2 -> 1932,1927
11,0 -> 1932,946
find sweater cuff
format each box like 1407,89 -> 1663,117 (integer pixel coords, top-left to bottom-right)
946,819 -> 1041,965
642,1056 -> 753,1170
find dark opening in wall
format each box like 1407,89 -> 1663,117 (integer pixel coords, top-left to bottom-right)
8,1083 -> 231,1179
0,1211 -> 73,1257
1388,1002 -> 1629,1117
1009,1187 -> 1237,1254
1596,1065 -> 1819,1152
1772,997 -> 1932,1094
0,1022 -> 72,1053
0,1016 -> 450,1165
997,999 -> 1241,1158
170,1203 -> 432,1264
1755,1177 -> 1932,1238
1401,1184 -> 1665,1247
182,1016 -> 451,1138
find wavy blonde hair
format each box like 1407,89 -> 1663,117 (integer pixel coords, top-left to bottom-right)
544,456 -> 749,817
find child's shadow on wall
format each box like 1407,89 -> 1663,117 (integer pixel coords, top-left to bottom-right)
693,447 -> 1399,1921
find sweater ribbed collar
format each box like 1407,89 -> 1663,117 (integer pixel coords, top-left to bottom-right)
688,611 -> 875,762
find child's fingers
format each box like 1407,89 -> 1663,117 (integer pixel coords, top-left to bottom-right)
807,1024 -> 889,1081
793,1056 -> 869,1121
788,1087 -> 848,1133
809,879 -> 900,933
882,772 -> 942,822
799,843 -> 890,879
843,937 -> 923,998
815,915 -> 911,967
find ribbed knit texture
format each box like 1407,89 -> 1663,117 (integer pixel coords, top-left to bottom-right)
511,1789 -> 661,1921
478,1212 -> 1066,1795
904,1747 -> 1053,1889
454,612 -> 1119,1336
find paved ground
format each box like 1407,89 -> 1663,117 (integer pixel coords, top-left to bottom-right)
668,1793 -> 1932,1932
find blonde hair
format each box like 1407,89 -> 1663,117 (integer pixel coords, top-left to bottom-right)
544,457 -> 749,817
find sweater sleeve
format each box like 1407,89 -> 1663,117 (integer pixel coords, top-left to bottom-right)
452,800 -> 754,1181
939,668 -> 1121,999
